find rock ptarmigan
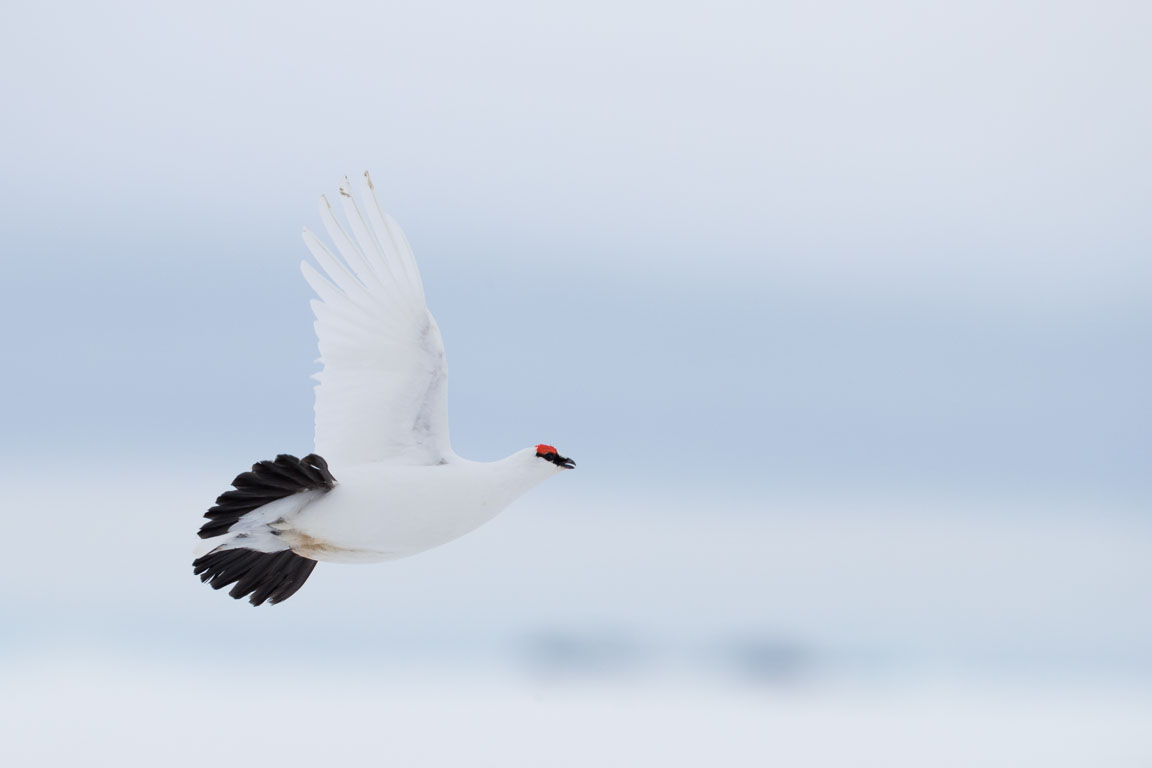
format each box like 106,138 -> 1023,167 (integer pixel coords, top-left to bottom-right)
193,174 -> 574,605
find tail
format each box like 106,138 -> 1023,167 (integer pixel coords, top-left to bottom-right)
193,453 -> 336,606
193,548 -> 318,606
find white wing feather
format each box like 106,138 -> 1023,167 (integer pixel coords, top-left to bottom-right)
301,173 -> 452,468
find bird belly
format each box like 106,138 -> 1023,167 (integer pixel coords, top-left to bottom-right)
274,466 -> 507,564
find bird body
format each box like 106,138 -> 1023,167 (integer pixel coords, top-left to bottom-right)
192,174 -> 574,604
273,449 -> 564,564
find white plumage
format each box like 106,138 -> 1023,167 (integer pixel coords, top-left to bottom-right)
193,174 -> 574,604
301,174 -> 450,468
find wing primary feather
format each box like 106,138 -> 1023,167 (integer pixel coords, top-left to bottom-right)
299,260 -> 348,309
301,228 -> 380,311
337,177 -> 390,285
318,194 -> 394,303
361,171 -> 426,304
384,210 -> 427,300
308,298 -> 376,339
303,173 -> 452,467
335,179 -> 417,319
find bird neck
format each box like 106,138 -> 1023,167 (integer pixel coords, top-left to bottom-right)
483,448 -> 559,508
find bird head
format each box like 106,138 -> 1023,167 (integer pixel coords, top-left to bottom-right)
535,444 -> 575,469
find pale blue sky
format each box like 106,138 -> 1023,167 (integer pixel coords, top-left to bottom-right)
3,1 -> 1149,502
2,9 -> 1152,748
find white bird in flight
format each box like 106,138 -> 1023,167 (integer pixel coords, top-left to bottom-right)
193,173 -> 575,605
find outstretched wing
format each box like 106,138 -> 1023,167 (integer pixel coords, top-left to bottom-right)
300,173 -> 451,468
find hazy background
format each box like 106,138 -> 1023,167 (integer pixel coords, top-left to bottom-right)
2,1 -> 1150,765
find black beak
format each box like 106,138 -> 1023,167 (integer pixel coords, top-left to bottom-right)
539,451 -> 576,469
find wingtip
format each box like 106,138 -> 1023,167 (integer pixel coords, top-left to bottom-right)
301,227 -> 322,248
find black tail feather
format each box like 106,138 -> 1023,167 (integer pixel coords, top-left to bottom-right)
198,453 -> 336,540
193,548 -> 318,606
194,453 -> 334,604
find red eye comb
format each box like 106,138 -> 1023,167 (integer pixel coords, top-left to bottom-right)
536,444 -> 557,455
